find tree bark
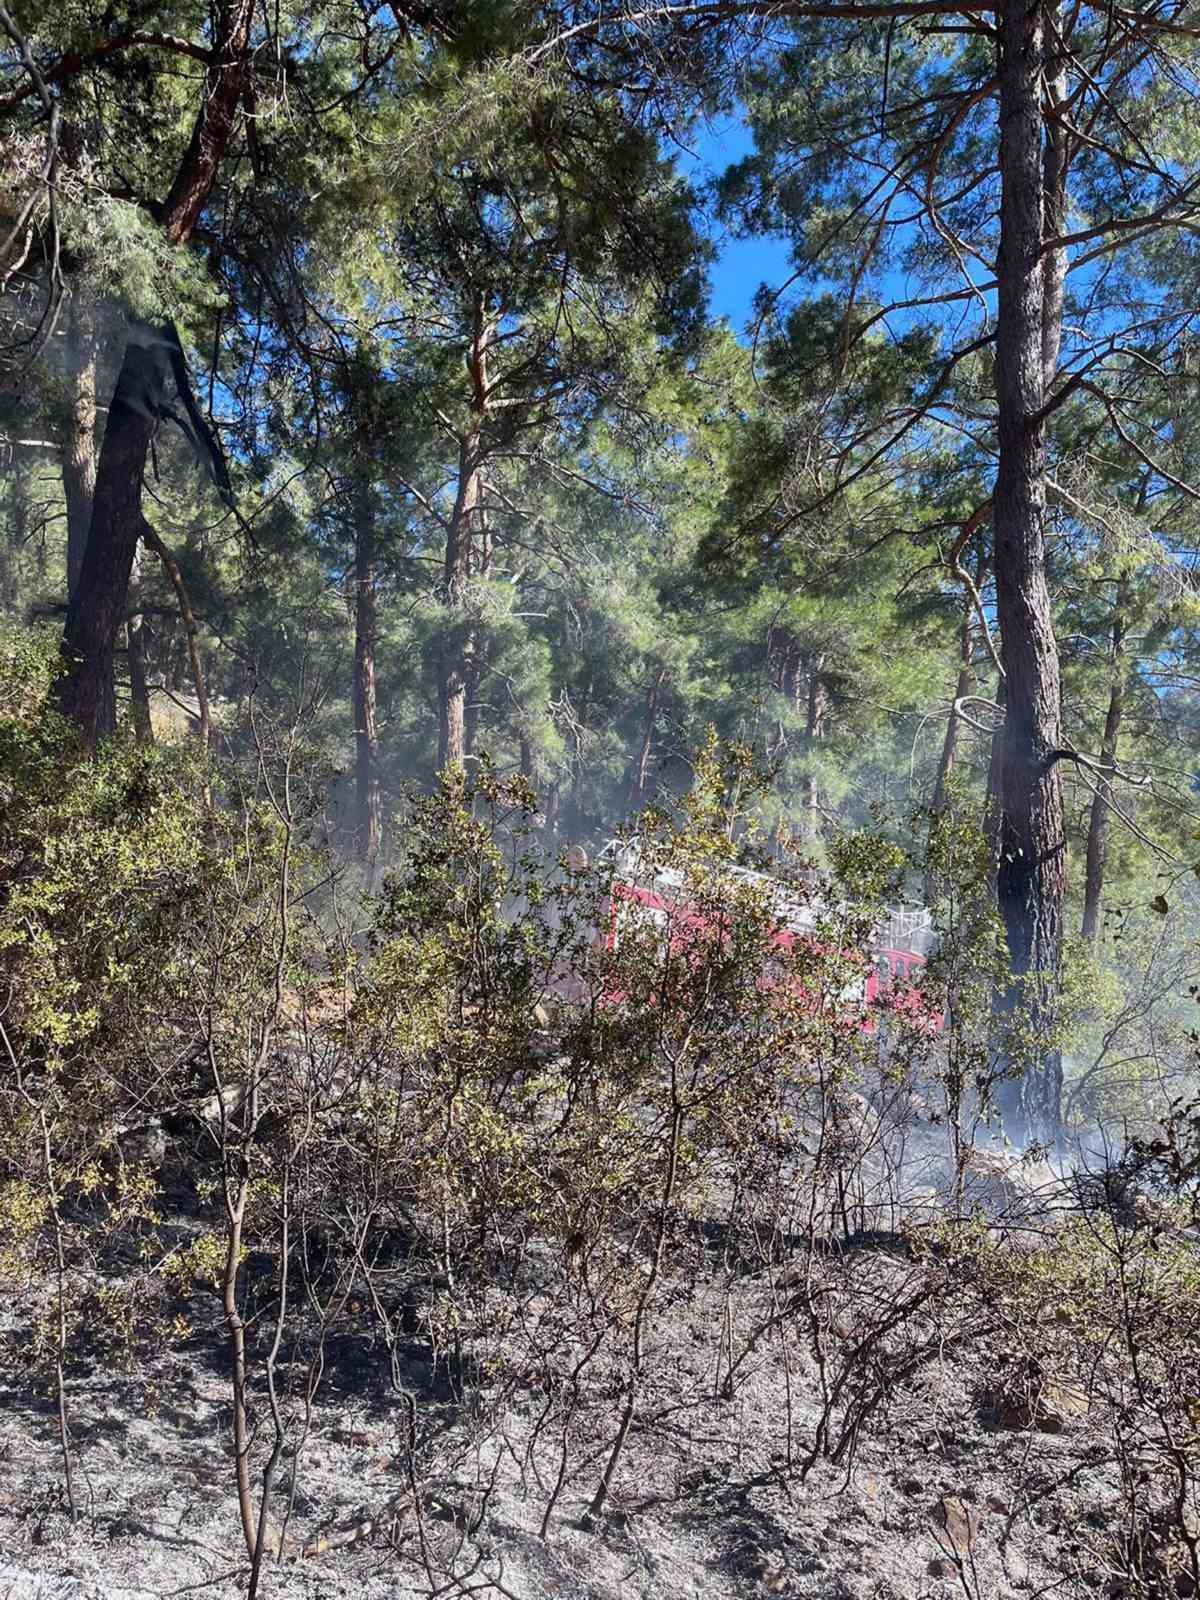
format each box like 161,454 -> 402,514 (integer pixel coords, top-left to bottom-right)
59,336 -> 163,740
63,291 -> 98,602
464,490 -> 492,757
353,475 -> 382,871
803,655 -> 826,840
991,0 -> 1067,1148
160,0 -> 256,248
57,0 -> 253,746
924,599 -> 975,902
569,675 -> 592,839
142,520 -> 210,751
1040,3 -> 1068,393
1081,582 -> 1128,946
982,672 -> 1006,889
126,546 -> 154,746
629,666 -> 665,812
438,303 -> 491,772
438,447 -> 480,771
0,468 -> 25,610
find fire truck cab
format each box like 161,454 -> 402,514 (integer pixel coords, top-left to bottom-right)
595,837 -> 938,1029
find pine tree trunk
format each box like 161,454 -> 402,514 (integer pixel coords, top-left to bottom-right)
1081,587 -> 1127,946
142,521 -> 210,750
924,602 -> 975,902
63,292 -> 98,602
438,305 -> 491,772
983,673 -> 1006,889
57,0 -> 253,747
59,337 -> 163,741
439,450 -> 479,771
1041,4 -> 1068,393
158,0 -> 255,247
569,676 -> 592,839
464,497 -> 492,758
991,0 -> 1067,1147
543,782 -> 560,836
0,470 -> 25,611
629,667 -> 665,812
353,478 -> 382,870
126,546 -> 154,746
804,656 -> 826,839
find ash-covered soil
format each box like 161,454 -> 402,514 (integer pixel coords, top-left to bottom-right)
0,1144 -> 1146,1600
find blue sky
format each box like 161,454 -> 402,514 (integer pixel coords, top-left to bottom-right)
677,113 -> 997,342
673,115 -> 796,333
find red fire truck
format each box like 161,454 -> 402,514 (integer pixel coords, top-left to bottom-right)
596,837 -> 940,1031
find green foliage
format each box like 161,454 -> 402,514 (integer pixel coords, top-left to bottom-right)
5,3 -> 1200,1584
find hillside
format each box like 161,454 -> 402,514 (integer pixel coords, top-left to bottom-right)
2,1121 -> 1197,1600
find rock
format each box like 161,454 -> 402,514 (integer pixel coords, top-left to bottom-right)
115,1119 -> 167,1169
855,1471 -> 884,1521
830,1577 -> 886,1600
256,1515 -> 284,1557
742,1546 -> 791,1593
932,1496 -> 979,1560
198,1083 -> 245,1123
949,1148 -> 1062,1220
1034,1378 -> 1090,1431
1004,1548 -> 1032,1587
984,1364 -> 1089,1432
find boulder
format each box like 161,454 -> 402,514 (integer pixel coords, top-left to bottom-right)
983,1359 -> 1090,1432
946,1147 -> 1063,1221
931,1495 -> 979,1559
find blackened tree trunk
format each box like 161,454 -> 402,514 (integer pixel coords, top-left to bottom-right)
1081,582 -> 1128,946
57,0 -> 253,746
63,291 -> 98,601
353,476 -> 382,870
59,336 -> 164,739
991,0 -> 1067,1148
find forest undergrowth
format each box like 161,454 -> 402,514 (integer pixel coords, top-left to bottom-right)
2,633 -> 1200,1600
